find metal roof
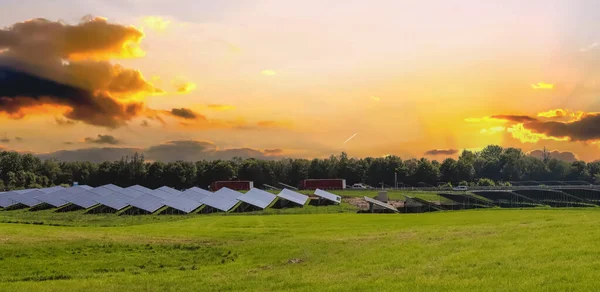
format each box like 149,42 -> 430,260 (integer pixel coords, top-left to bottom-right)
201,187 -> 241,212
7,189 -> 44,207
62,191 -> 103,209
162,196 -> 202,213
277,189 -> 309,206
364,196 -> 398,212
92,192 -> 132,211
127,194 -> 166,213
314,189 -> 342,204
238,188 -> 277,209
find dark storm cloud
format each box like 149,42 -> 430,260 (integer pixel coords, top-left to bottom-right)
0,17 -> 160,128
0,65 -> 143,128
491,115 -> 538,123
84,134 -> 121,145
38,147 -> 140,162
424,149 -> 459,156
169,108 -> 203,120
524,114 -> 600,141
264,148 -> 283,154
38,140 -> 279,162
528,149 -> 578,162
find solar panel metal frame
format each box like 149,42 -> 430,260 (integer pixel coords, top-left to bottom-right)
127,194 -> 166,213
314,189 -> 342,204
238,188 -> 277,209
277,188 -> 309,206
364,196 -> 399,212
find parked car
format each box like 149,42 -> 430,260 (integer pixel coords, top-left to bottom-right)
452,186 -> 468,191
351,183 -> 370,190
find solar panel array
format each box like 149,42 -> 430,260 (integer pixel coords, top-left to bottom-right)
0,184 -> 342,214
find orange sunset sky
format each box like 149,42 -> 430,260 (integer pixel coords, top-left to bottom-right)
1,0 -> 600,162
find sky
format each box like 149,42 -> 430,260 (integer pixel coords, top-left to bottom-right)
1,0 -> 600,162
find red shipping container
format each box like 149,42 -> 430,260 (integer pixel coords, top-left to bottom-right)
210,181 -> 254,191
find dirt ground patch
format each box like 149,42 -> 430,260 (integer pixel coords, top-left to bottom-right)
344,198 -> 405,210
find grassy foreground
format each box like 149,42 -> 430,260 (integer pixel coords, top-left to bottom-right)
2,209 -> 600,291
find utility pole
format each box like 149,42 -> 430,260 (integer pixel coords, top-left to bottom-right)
394,172 -> 398,189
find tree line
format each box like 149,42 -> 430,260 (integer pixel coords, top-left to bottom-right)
1,145 -> 599,191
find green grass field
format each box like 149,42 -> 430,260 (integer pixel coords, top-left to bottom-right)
2,209 -> 600,291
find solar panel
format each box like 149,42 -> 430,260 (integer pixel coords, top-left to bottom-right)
187,187 -> 213,196
364,196 -> 398,212
151,189 -> 174,199
0,193 -> 20,208
89,186 -> 118,196
238,188 -> 277,209
14,189 -> 34,194
92,191 -> 132,211
117,188 -> 146,198
39,186 -> 65,194
157,186 -> 181,195
180,189 -> 210,202
7,189 -> 44,207
62,191 -> 103,209
33,190 -> 69,208
277,189 -> 309,206
215,187 -> 243,200
162,196 -> 202,213
127,185 -> 153,194
127,194 -> 166,213
64,186 -> 94,194
201,187 -> 241,212
99,184 -> 123,192
314,189 -> 342,204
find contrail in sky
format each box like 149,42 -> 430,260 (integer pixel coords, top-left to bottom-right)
343,133 -> 358,144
